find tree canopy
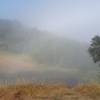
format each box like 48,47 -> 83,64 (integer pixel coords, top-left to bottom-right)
88,35 -> 100,64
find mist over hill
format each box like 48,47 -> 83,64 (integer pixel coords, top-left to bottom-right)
0,19 -> 98,82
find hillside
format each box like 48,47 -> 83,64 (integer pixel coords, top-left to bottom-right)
0,19 -> 98,82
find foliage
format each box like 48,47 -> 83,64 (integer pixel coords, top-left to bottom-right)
88,35 -> 100,64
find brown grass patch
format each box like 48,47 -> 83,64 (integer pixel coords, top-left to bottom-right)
0,82 -> 100,100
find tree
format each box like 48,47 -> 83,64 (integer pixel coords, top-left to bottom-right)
88,35 -> 100,65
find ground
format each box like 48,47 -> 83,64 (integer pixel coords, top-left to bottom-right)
0,82 -> 100,100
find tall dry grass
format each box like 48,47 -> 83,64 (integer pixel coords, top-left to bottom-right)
0,81 -> 100,100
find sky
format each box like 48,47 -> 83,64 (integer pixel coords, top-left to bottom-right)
0,0 -> 100,42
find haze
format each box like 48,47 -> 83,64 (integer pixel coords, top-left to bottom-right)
0,0 -> 99,83
0,0 -> 100,42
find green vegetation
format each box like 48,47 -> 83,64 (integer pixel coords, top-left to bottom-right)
88,35 -> 100,64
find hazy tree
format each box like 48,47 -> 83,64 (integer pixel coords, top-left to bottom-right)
88,35 -> 100,65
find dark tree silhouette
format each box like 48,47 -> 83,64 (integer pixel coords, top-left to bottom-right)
88,35 -> 100,65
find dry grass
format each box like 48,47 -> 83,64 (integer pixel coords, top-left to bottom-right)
0,82 -> 100,100
74,82 -> 100,99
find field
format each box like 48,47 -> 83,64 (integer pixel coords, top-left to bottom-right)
0,82 -> 100,100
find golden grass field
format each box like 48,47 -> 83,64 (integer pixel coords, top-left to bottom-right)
0,82 -> 100,100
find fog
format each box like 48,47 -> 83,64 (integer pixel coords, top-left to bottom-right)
0,0 -> 99,42
0,0 -> 99,83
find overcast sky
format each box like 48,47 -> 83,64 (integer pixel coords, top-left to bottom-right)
0,0 -> 100,42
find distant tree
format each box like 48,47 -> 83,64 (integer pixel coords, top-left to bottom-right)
88,35 -> 100,65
